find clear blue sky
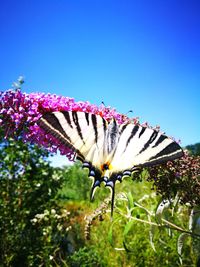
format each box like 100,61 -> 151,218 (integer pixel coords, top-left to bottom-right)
0,0 -> 199,165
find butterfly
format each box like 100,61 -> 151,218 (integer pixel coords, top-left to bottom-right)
38,111 -> 184,216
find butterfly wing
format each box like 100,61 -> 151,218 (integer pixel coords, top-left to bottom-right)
38,111 -> 108,168
105,121 -> 184,217
110,122 -> 184,172
38,111 -> 184,217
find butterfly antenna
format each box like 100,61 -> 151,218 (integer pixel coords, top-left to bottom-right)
126,110 -> 133,115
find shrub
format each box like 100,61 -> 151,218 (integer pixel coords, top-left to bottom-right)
0,134 -> 71,266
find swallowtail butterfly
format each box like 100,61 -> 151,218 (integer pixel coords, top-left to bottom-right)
38,111 -> 184,216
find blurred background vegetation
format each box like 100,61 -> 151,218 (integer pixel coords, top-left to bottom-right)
0,129 -> 200,266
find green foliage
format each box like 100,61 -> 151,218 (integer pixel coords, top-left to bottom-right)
186,142 -> 200,156
68,246 -> 105,267
84,175 -> 199,266
57,163 -> 91,201
1,132 -> 200,266
0,135 -> 70,266
57,162 -> 110,205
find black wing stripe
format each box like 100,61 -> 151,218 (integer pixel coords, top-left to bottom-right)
142,149 -> 183,167
126,125 -> 139,147
72,111 -> 84,142
139,127 -> 146,138
91,114 -> 98,144
38,113 -> 84,157
63,111 -> 73,128
102,117 -> 107,134
150,142 -> 182,161
39,113 -> 72,143
120,124 -> 128,134
85,112 -> 90,125
138,130 -> 159,154
153,135 -> 168,147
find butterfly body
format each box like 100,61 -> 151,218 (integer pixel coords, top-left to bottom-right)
38,110 -> 184,216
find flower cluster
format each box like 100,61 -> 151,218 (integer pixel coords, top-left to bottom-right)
0,89 -> 132,160
30,207 -> 72,263
31,208 -> 71,234
147,153 -> 200,206
1,87 -> 199,207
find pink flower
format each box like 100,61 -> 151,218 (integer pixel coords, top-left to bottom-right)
0,89 -> 139,160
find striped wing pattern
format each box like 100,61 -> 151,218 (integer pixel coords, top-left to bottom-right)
38,111 -> 108,166
38,111 -> 184,216
111,123 -> 183,171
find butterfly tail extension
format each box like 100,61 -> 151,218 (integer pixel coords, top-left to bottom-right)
110,185 -> 115,219
105,170 -> 135,217
105,176 -> 119,218
88,168 -> 104,201
81,161 -> 101,200
90,178 -> 101,201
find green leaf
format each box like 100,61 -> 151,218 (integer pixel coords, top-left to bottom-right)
140,168 -> 149,180
126,192 -> 134,210
123,220 -> 134,237
188,209 -> 194,232
171,193 -> 180,217
155,200 -> 171,224
149,224 -> 157,252
107,222 -> 115,247
134,202 -> 151,215
177,233 -> 190,265
123,241 -> 132,253
189,206 -> 200,234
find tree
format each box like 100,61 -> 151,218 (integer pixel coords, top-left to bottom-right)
186,142 -> 200,156
0,132 -> 70,266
